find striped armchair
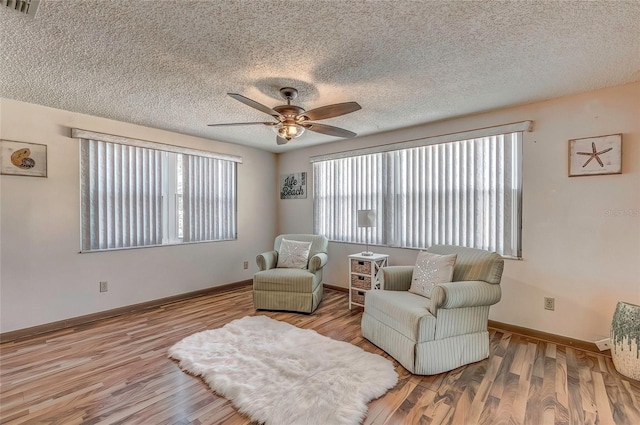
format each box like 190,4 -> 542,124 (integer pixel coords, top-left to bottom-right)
361,245 -> 504,375
253,234 -> 329,314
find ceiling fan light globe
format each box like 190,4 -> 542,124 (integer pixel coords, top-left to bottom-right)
272,123 -> 305,140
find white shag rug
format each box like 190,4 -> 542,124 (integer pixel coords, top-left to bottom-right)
168,315 -> 398,425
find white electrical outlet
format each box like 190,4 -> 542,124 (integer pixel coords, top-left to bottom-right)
99,281 -> 108,292
595,338 -> 611,351
544,297 -> 555,311
243,261 -> 249,269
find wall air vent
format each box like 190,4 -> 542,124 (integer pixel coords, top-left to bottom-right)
3,0 -> 40,18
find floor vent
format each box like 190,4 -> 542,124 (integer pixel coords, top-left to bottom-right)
3,0 -> 40,17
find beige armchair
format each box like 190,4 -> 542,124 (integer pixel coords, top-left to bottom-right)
361,244 -> 504,375
253,234 -> 329,313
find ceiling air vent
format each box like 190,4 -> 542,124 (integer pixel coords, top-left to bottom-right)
3,0 -> 40,18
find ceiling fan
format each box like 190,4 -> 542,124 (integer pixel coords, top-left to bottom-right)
208,87 -> 361,145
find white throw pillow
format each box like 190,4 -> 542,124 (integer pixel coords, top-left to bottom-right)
277,239 -> 312,269
408,251 -> 457,298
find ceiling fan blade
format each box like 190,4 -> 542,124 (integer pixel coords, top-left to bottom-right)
207,122 -> 275,127
228,93 -> 280,118
303,122 -> 357,138
276,136 -> 289,145
300,102 -> 361,121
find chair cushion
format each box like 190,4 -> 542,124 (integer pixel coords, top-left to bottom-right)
427,245 -> 504,284
364,290 -> 436,343
409,251 -> 457,298
276,238 -> 312,269
253,268 -> 320,293
275,234 -> 328,261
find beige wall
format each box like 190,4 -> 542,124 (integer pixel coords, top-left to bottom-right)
277,82 -> 640,343
0,99 -> 278,333
2,83 -> 638,342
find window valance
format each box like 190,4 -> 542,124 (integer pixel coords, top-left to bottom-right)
71,129 -> 243,163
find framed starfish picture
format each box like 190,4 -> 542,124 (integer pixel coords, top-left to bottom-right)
568,134 -> 622,177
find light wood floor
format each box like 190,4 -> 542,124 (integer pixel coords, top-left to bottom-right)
1,286 -> 639,425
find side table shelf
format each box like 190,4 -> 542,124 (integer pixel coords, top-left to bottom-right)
348,253 -> 389,309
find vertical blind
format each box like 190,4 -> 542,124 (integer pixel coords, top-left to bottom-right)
313,153 -> 385,247
183,155 -> 237,242
80,140 -> 163,250
79,136 -> 238,252
313,132 -> 522,257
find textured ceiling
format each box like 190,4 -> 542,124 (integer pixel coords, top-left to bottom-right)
1,1 -> 639,153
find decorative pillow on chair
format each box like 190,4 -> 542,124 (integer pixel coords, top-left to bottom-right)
277,239 -> 312,269
409,251 -> 457,298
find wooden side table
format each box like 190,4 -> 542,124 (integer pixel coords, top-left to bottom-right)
348,253 -> 389,309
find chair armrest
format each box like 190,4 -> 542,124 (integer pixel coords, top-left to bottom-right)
308,253 -> 328,273
429,280 -> 501,316
380,266 -> 414,291
256,251 -> 277,271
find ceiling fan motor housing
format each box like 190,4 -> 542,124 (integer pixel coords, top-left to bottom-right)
273,105 -> 305,120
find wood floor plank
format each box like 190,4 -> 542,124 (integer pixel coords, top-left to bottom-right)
524,375 -> 543,425
555,346 -> 571,425
620,379 -> 640,421
466,354 -> 502,424
541,355 -> 557,425
565,347 -> 587,424
488,333 -> 518,402
513,342 -> 537,424
592,370 -> 616,425
493,371 -> 520,425
363,372 -> 419,425
384,383 -> 429,424
1,286 -> 637,424
478,395 -> 500,425
402,386 -> 439,424
576,350 -> 598,425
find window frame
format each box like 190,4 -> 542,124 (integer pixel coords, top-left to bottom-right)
75,129 -> 241,253
311,122 -> 530,258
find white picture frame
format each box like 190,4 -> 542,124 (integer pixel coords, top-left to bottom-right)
568,134 -> 622,177
0,140 -> 48,177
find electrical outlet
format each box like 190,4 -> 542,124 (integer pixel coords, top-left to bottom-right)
595,338 -> 611,351
544,297 -> 555,311
243,261 -> 249,269
99,281 -> 108,292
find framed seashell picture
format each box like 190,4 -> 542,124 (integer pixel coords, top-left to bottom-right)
0,140 -> 47,177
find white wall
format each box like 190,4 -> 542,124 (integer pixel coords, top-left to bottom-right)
0,98 -> 278,333
277,82 -> 640,343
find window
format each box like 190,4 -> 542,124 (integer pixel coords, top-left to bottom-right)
312,124 -> 527,258
76,130 -> 239,252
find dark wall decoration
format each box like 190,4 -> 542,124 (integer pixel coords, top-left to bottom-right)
280,172 -> 306,199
